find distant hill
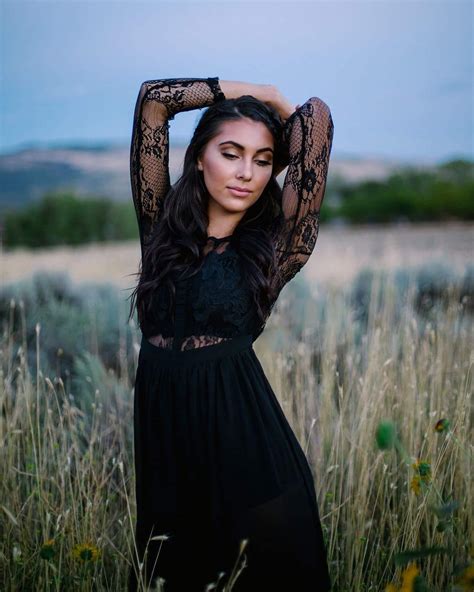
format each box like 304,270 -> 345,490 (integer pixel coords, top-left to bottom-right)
0,142 -> 438,215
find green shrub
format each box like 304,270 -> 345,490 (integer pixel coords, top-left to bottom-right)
0,271 -> 138,380
3,192 -> 139,248
335,159 -> 474,223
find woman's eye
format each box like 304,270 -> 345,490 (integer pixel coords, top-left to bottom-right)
222,153 -> 271,167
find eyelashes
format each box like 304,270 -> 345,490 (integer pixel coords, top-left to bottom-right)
222,153 -> 272,167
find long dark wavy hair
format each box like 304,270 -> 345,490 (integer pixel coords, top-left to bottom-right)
127,95 -> 290,334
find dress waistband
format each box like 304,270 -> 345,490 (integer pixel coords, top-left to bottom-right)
139,333 -> 254,366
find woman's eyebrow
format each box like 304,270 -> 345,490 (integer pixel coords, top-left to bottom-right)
218,140 -> 274,154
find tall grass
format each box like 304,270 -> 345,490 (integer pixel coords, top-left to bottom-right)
261,272 -> 472,590
0,266 -> 472,591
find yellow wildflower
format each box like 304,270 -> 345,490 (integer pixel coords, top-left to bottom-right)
385,563 -> 420,591
40,538 -> 56,561
72,542 -> 101,563
410,475 -> 421,495
412,459 -> 431,482
456,564 -> 474,591
400,562 -> 420,591
434,418 -> 450,432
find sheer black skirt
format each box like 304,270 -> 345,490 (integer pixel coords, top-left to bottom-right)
128,334 -> 331,591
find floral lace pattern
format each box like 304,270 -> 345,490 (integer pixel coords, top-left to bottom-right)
272,97 -> 334,293
130,77 -> 225,251
190,246 -> 256,337
148,333 -> 231,351
130,78 -> 334,349
145,240 -> 259,351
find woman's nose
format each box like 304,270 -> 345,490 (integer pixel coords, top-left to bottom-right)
237,159 -> 253,180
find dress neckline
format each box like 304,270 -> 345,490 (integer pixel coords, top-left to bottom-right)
207,234 -> 233,243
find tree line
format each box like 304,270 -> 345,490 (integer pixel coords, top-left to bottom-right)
2,159 -> 472,249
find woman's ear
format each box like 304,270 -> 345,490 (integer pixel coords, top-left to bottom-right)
197,159 -> 203,171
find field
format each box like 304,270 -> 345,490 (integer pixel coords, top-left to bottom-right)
1,221 -> 472,291
0,222 -> 472,591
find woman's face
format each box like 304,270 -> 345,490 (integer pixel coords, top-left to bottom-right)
197,117 -> 274,218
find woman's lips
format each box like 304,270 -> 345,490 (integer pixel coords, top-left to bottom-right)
227,186 -> 252,197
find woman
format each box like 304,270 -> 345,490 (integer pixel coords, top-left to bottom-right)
128,77 -> 334,591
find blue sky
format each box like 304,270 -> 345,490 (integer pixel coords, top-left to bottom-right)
1,0 -> 472,163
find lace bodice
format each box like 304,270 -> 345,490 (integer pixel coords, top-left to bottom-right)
130,77 -> 334,350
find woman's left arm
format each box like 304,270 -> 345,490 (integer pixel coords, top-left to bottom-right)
271,96 -> 335,293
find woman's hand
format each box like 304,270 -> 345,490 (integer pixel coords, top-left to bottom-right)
263,85 -> 300,122
218,81 -> 299,123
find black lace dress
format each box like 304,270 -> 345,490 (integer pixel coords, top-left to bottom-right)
128,77 -> 334,591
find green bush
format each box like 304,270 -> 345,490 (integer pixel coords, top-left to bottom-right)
2,191 -> 139,248
0,271 -> 138,380
335,159 -> 474,223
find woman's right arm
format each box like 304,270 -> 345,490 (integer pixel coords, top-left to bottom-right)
130,77 -> 226,252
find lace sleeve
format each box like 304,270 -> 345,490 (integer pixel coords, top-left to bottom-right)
129,77 -> 226,251
272,97 -> 334,292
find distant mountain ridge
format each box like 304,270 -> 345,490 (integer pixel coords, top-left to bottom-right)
0,142 -> 437,214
